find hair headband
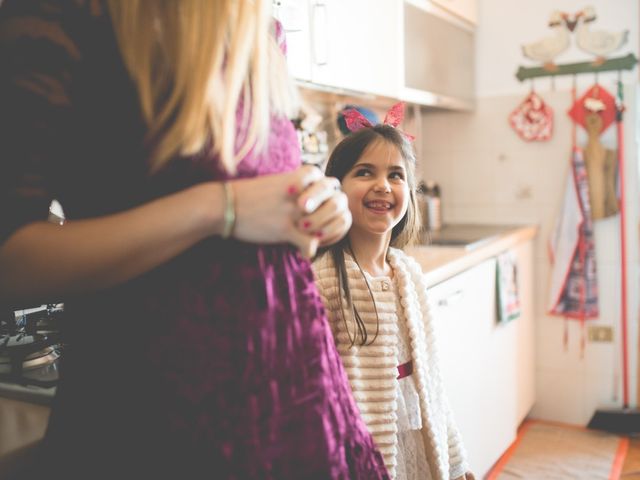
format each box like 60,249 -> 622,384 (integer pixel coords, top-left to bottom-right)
342,102 -> 415,142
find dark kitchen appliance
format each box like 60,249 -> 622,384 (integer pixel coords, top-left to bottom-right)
0,304 -> 64,403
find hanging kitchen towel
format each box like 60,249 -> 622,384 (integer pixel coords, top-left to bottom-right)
548,148 -> 599,319
496,251 -> 521,323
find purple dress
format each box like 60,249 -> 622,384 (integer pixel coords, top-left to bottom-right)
0,2 -> 388,478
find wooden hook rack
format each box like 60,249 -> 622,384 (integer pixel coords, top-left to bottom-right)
515,53 -> 638,81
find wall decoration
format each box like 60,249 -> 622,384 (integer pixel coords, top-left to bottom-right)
567,84 -> 620,220
575,6 -> 630,65
508,90 -> 553,141
521,11 -> 572,71
567,84 -> 616,133
515,6 -> 636,81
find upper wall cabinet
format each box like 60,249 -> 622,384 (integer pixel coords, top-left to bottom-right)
275,0 -> 403,99
275,0 -> 313,82
275,0 -> 476,109
311,0 -> 403,98
402,0 -> 475,109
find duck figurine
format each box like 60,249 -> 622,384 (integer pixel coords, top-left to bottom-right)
575,6 -> 629,65
521,11 -> 571,71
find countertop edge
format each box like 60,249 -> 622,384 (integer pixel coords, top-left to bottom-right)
406,225 -> 538,287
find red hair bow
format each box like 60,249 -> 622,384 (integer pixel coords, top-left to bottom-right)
342,102 -> 415,141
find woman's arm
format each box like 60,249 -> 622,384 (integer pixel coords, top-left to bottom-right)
0,166 -> 347,306
0,182 -> 223,305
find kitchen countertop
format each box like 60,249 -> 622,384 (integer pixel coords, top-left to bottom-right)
405,224 -> 538,287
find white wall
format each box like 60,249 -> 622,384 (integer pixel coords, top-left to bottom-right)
420,0 -> 639,425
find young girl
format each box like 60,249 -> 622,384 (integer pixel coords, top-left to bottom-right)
312,104 -> 473,480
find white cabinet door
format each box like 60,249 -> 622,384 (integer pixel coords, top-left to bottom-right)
310,0 -> 402,97
428,259 -> 516,477
278,0 -> 402,98
274,0 -> 313,81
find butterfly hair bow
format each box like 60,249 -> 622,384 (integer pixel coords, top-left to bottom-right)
342,102 -> 415,142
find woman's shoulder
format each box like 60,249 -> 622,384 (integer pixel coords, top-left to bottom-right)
1,0 -> 107,23
0,0 -> 109,62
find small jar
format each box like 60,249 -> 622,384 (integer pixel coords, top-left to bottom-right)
424,181 -> 442,231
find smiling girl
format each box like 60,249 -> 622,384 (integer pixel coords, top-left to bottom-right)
312,104 -> 474,480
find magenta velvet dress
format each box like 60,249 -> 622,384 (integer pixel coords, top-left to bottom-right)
0,1 -> 388,478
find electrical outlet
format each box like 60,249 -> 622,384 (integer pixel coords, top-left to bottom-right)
588,326 -> 613,343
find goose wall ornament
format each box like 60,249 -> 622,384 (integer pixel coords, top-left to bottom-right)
521,10 -> 571,71
575,6 -> 629,65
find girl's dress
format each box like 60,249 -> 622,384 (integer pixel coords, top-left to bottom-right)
313,248 -> 469,480
0,1 -> 388,478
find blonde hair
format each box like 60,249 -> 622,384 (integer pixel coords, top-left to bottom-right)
107,0 -> 297,173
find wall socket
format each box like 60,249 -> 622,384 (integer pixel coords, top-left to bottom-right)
588,326 -> 614,343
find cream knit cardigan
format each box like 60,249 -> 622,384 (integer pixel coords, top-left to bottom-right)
312,248 -> 468,480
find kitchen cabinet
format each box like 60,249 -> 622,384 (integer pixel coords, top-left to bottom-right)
275,0 -> 313,81
275,0 -> 403,98
428,0 -> 477,25
402,0 -> 475,109
275,0 -> 476,109
427,240 -> 535,476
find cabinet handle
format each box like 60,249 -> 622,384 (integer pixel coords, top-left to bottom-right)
311,2 -> 328,66
437,289 -> 464,307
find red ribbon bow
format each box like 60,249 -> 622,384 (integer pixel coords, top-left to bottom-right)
342,102 -> 415,141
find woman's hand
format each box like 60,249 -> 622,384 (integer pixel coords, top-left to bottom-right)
294,175 -> 351,248
231,165 -> 350,258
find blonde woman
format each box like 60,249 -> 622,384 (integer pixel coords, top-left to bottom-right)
0,1 -> 388,478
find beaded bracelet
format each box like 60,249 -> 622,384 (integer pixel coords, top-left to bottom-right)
221,182 -> 236,239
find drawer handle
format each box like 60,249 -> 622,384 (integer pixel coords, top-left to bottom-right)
437,289 -> 464,307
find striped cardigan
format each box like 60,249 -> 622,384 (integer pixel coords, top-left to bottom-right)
312,248 -> 468,479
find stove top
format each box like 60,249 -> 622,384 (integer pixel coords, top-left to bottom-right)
0,337 -> 61,387
0,304 -> 64,401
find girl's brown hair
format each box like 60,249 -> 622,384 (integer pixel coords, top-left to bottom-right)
323,124 -> 421,346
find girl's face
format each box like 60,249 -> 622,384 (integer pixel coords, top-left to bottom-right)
341,140 -> 410,242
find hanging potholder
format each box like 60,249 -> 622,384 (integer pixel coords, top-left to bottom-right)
509,91 -> 554,141
567,84 -> 616,134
